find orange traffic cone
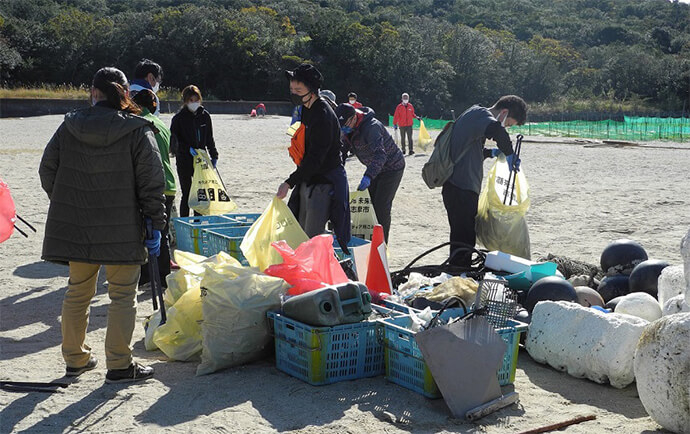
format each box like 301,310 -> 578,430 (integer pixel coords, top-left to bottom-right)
365,224 -> 392,294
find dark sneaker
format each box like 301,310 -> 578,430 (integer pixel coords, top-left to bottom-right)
409,150 -> 415,156
105,363 -> 154,384
65,356 -> 98,377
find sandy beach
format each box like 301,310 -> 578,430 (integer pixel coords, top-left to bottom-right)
1,113 -> 687,433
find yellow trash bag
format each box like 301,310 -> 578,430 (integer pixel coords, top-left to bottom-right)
188,149 -> 238,215
196,266 -> 289,375
152,285 -> 204,361
240,196 -> 309,271
476,156 -> 531,259
418,120 -> 433,149
349,189 -> 379,240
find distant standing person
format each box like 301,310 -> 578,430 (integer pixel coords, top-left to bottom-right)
39,67 -> 164,383
276,64 -> 351,251
170,85 -> 219,217
335,103 -> 405,243
393,92 -> 419,155
130,58 -> 163,116
348,92 -> 363,109
443,95 -> 527,266
132,89 -> 176,288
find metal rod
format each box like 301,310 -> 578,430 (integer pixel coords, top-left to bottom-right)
13,225 -> 28,238
16,214 -> 37,232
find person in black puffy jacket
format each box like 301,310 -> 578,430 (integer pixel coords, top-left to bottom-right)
170,85 -> 219,217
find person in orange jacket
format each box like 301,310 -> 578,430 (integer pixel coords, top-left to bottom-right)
392,92 -> 420,155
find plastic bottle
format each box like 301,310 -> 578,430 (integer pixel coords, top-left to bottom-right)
282,282 -> 373,326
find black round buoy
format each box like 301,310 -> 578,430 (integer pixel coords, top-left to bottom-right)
605,295 -> 624,311
597,275 -> 630,302
628,259 -> 669,298
574,286 -> 605,307
600,239 -> 648,275
525,276 -> 577,312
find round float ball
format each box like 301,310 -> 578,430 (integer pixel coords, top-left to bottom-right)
600,239 -> 648,275
525,276 -> 578,312
628,259 -> 669,298
597,274 -> 630,303
605,295 -> 625,311
514,307 -> 532,325
574,286 -> 605,307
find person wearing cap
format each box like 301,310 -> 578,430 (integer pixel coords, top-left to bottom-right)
335,103 -> 405,244
443,95 -> 527,267
277,64 -> 351,251
319,89 -> 337,108
393,92 -> 419,155
347,92 -> 363,109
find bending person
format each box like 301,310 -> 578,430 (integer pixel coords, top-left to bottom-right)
335,103 -> 405,244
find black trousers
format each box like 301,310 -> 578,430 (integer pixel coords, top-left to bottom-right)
442,182 -> 479,267
399,126 -> 413,154
176,156 -> 200,217
369,168 -> 404,244
140,194 -> 175,287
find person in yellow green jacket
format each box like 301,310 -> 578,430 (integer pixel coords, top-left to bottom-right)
132,89 -> 177,287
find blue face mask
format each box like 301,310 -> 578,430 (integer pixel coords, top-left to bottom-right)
341,125 -> 354,134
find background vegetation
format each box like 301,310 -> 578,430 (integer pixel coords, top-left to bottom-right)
1,0 -> 689,118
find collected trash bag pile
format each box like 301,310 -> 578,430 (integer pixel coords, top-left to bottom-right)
143,249 -> 289,376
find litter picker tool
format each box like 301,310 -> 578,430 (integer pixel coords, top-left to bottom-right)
1,380 -> 70,393
503,134 -> 523,206
146,219 -> 167,325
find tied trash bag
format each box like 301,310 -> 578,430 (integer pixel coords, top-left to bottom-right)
196,266 -> 289,376
418,120 -> 432,149
240,196 -> 309,271
188,149 -> 238,215
0,178 -> 17,243
153,285 -> 203,361
476,156 -> 531,259
349,189 -> 379,241
265,234 -> 349,295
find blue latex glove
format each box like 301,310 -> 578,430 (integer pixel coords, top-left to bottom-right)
211,158 -> 218,168
189,147 -> 198,156
506,153 -> 521,172
357,175 -> 371,191
144,217 -> 161,257
393,125 -> 398,130
490,148 -> 502,158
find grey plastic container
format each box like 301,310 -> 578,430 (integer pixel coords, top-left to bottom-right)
282,282 -> 373,326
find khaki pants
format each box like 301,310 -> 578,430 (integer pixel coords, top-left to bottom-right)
62,262 -> 140,370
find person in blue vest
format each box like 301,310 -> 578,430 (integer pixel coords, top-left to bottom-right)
335,103 -> 405,244
444,95 -> 527,266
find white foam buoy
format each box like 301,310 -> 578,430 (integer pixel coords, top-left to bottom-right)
658,265 -> 686,309
526,301 -> 648,388
662,294 -> 690,316
614,292 -> 662,322
634,313 -> 690,434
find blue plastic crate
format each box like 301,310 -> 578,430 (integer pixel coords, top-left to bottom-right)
378,316 -> 528,398
267,306 -> 404,386
333,237 -> 369,262
171,215 -> 236,254
203,225 -> 252,262
222,213 -> 261,226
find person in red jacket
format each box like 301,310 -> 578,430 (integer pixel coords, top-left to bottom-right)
348,92 -> 363,109
392,92 -> 419,155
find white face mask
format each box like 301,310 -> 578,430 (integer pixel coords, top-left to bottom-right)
498,111 -> 507,127
152,82 -> 160,93
349,99 -> 356,104
91,96 -> 98,106
187,102 -> 200,112
402,99 -> 409,105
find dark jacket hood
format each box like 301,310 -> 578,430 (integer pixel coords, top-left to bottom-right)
64,106 -> 152,147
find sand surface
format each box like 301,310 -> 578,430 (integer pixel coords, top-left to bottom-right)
1,113 -> 687,433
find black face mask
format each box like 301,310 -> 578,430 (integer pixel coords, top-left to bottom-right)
290,92 -> 310,106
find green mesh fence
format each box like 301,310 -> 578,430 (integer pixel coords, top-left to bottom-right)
390,115 -> 690,142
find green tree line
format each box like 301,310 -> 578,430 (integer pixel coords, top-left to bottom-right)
1,0 -> 689,118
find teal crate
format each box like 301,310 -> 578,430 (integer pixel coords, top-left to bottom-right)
172,215 -> 236,254
333,236 -> 369,261
268,305 -> 404,385
379,316 -> 528,398
203,225 -> 252,263
222,213 -> 261,225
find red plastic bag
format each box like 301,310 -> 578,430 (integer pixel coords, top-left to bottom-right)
0,178 -> 17,243
264,234 -> 348,295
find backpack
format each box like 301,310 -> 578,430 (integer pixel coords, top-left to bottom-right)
422,120 -> 469,188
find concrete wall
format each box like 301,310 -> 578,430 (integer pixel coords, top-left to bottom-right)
0,98 -> 294,118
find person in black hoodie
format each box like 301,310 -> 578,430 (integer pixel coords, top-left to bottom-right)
170,85 -> 219,217
276,64 -> 351,251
